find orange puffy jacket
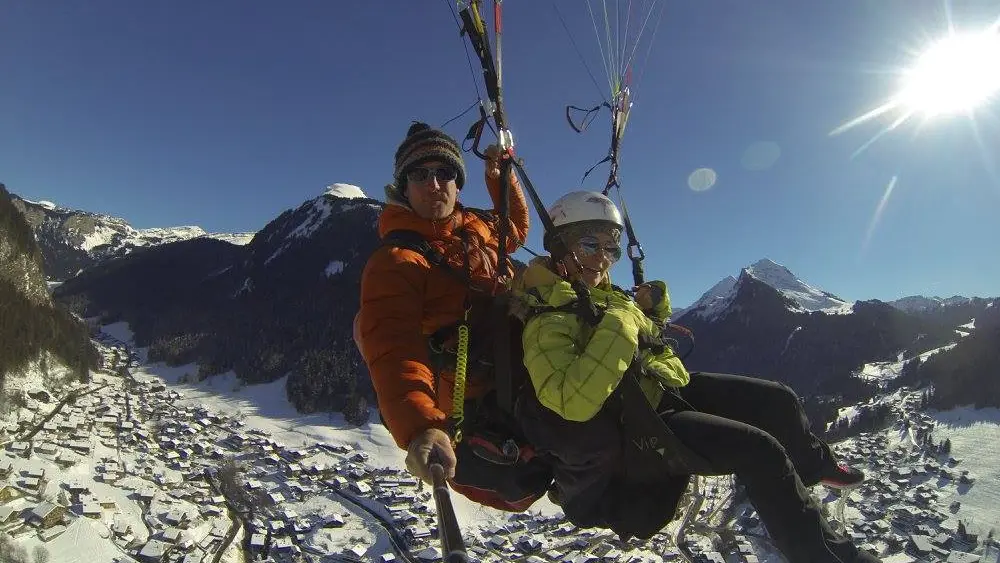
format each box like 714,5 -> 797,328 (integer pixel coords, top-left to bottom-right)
356,166 -> 529,453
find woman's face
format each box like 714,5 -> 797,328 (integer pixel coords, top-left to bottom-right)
563,231 -> 622,287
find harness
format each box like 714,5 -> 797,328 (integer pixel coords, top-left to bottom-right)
518,283 -> 714,480
378,217 -> 528,458
381,218 -> 711,479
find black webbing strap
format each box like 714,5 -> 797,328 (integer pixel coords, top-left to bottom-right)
492,294 -> 514,414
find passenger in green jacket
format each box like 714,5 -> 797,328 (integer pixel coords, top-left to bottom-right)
512,191 -> 877,563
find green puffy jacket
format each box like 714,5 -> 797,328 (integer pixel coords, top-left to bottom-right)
513,258 -> 690,422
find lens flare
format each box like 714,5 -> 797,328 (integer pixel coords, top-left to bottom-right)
862,175 -> 899,255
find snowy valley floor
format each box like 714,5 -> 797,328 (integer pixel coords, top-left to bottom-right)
1,322 -> 998,563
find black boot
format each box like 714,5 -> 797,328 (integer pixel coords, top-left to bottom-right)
818,462 -> 865,489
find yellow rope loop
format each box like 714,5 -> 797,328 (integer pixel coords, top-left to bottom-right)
450,317 -> 471,443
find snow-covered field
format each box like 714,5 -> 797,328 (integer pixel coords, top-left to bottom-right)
115,332 -> 563,532
854,344 -> 958,385
926,407 -> 1000,532
95,323 -> 568,558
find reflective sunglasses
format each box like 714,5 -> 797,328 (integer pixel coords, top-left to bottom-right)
405,165 -> 458,184
574,236 -> 622,262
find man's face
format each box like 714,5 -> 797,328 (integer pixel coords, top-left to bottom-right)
404,161 -> 459,220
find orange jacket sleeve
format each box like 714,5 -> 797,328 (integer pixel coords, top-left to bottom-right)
357,247 -> 447,449
485,160 -> 530,251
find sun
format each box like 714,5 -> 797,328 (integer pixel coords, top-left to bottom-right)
829,22 -> 1000,152
895,30 -> 1000,117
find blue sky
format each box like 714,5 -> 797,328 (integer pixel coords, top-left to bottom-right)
2,1 -> 999,307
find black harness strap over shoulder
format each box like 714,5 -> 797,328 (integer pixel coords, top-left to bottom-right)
380,206 -> 497,279
381,229 -> 451,271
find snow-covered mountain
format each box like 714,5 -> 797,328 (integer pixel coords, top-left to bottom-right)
672,275 -> 738,321
10,194 -> 255,281
48,186 -> 994,412
889,295 -> 974,313
52,183 -> 384,414
248,183 -> 378,270
744,259 -> 852,312
677,258 -> 851,321
671,259 -> 967,397
886,295 -> 997,336
0,183 -> 97,397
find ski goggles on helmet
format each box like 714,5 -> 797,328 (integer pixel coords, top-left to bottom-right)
405,165 -> 459,184
574,235 -> 622,262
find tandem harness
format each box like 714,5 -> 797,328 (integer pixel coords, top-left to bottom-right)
377,223 -> 553,511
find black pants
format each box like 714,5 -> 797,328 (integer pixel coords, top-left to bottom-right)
664,372 -> 858,563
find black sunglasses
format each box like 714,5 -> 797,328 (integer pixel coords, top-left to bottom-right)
405,165 -> 458,184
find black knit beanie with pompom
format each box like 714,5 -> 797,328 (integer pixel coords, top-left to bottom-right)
393,122 -> 466,191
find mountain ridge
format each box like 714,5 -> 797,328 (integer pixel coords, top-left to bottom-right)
38,185 -> 1000,414
53,183 -> 381,415
11,194 -> 255,281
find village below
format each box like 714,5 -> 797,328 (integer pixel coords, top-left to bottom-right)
1,324 -> 998,563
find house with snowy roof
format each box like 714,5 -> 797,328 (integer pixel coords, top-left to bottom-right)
164,509 -> 190,527
407,525 -> 432,542
946,552 -> 981,563
249,532 -> 268,551
161,527 -> 184,543
272,536 -> 294,552
322,514 -> 346,528
0,505 -> 21,530
111,520 -> 133,537
908,535 -> 936,558
66,440 -> 92,454
7,442 -> 31,456
416,546 -> 443,562
0,484 -> 20,504
346,544 -> 368,558
28,502 -> 66,529
138,539 -> 172,562
19,477 -> 43,494
291,519 -> 311,535
75,502 -> 102,519
516,535 -> 543,553
326,476 -> 348,489
37,523 -> 68,542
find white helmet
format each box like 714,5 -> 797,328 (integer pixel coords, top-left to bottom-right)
546,191 -> 624,230
544,191 -> 624,253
